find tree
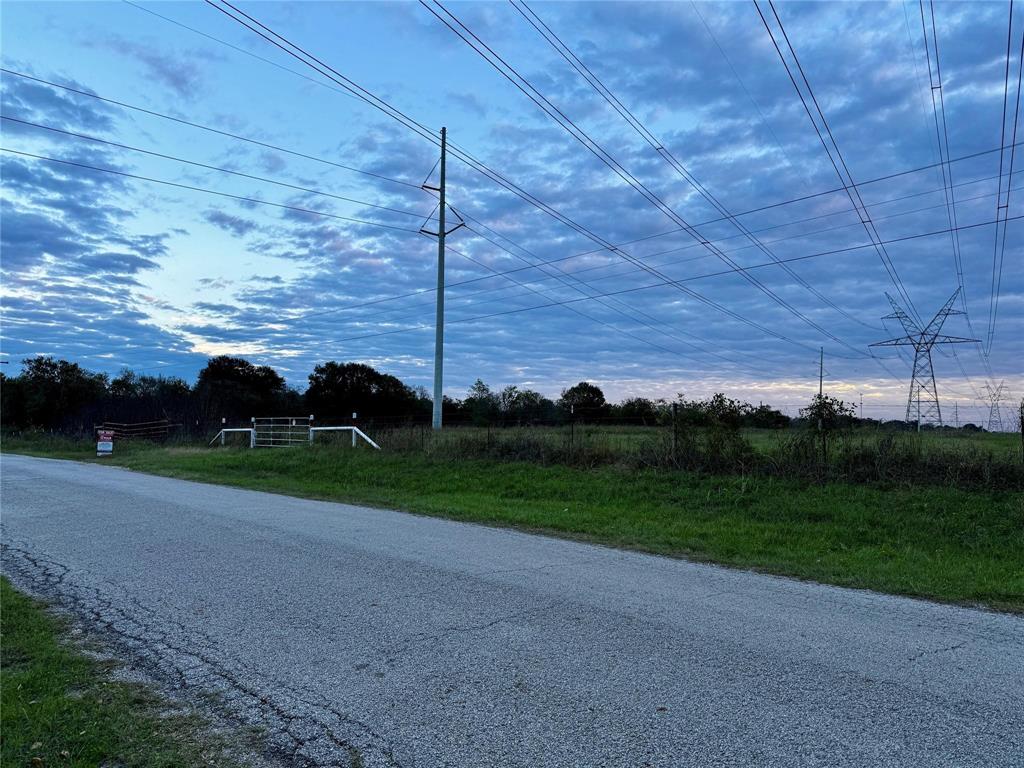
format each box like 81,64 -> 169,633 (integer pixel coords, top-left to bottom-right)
615,397 -> 662,425
305,361 -> 418,422
558,381 -> 608,421
799,393 -> 855,433
195,356 -> 287,423
464,379 -> 499,425
746,403 -> 790,429
12,356 -> 108,430
498,386 -> 553,425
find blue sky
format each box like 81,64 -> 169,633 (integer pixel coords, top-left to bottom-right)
1,0 -> 1021,423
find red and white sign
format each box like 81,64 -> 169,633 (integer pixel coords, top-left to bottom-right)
97,429 -> 114,457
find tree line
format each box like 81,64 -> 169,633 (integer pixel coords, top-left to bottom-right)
0,354 -> 810,434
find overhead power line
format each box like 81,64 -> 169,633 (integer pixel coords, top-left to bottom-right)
0,68 -> 421,190
755,0 -> 922,324
295,214 -> 1024,349
988,0 -> 1024,354
914,0 -> 993,396
1,116 -> 430,220
423,0 -> 873,360
0,148 -> 423,235
3,67 -> 1018,249
510,0 -> 876,333
279,179 -> 1023,347
10,123 -> 1009,344
203,0 -> 857,357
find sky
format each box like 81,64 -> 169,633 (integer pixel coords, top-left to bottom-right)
1,0 -> 1021,424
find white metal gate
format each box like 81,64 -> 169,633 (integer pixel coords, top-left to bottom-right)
252,416 -> 312,448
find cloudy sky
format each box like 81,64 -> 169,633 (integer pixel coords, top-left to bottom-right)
1,0 -> 1021,422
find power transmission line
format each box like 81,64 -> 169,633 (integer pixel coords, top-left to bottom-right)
755,0 -> 922,324
511,0 -> 877,333
913,0 -> 995,395
423,0 -> 873,360
304,214 -> 1022,349
0,149 -> 423,234
4,67 -> 1018,251
0,69 -> 422,190
204,0 -> 863,356
1,116 -> 430,220
10,89 -> 1014,351
918,0 -> 967,311
988,0 -> 1024,354
6,137 -> 1014,354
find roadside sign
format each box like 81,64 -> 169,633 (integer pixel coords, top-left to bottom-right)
97,429 -> 114,457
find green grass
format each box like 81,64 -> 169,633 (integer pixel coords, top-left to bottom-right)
0,577 -> 256,768
4,437 -> 1021,612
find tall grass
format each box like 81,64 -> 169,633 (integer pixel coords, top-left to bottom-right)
351,423 -> 1023,490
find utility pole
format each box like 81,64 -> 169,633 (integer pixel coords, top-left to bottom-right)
419,127 -> 463,430
432,127 -> 447,430
818,347 -> 824,398
954,401 -> 959,429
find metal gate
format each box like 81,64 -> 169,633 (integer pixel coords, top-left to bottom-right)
251,416 -> 312,448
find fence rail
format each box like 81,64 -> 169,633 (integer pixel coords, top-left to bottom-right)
95,419 -> 177,440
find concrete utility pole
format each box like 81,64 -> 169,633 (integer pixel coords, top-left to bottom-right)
419,127 -> 464,430
818,347 -> 824,398
432,127 -> 447,430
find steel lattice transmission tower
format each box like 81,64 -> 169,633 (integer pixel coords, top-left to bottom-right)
982,380 -> 1008,432
870,288 -> 979,427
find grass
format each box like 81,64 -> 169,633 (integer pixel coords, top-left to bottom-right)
3,435 -> 1021,612
0,577 -> 258,768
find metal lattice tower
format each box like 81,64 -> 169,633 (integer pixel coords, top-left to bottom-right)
870,288 -> 979,427
982,380 -> 1007,432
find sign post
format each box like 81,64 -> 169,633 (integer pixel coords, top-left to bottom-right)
96,429 -> 114,457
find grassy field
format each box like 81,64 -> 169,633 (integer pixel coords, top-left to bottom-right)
361,422 -> 1023,458
0,577 -> 264,768
4,435 -> 1022,612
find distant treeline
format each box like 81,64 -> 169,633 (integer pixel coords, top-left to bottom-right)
0,354 -> 980,435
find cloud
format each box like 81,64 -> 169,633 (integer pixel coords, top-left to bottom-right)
0,67 -> 118,131
203,209 -> 260,237
95,36 -> 212,99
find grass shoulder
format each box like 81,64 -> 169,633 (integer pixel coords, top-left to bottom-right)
0,577 -> 270,768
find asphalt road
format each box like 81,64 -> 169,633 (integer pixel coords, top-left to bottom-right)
1,454 -> 1021,767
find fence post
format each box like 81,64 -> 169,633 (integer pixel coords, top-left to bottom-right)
220,417 -> 226,446
1019,400 -> 1023,464
671,402 -> 678,463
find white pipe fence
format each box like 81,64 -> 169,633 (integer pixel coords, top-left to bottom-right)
309,426 -> 381,450
208,428 -> 256,448
208,425 -> 380,450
